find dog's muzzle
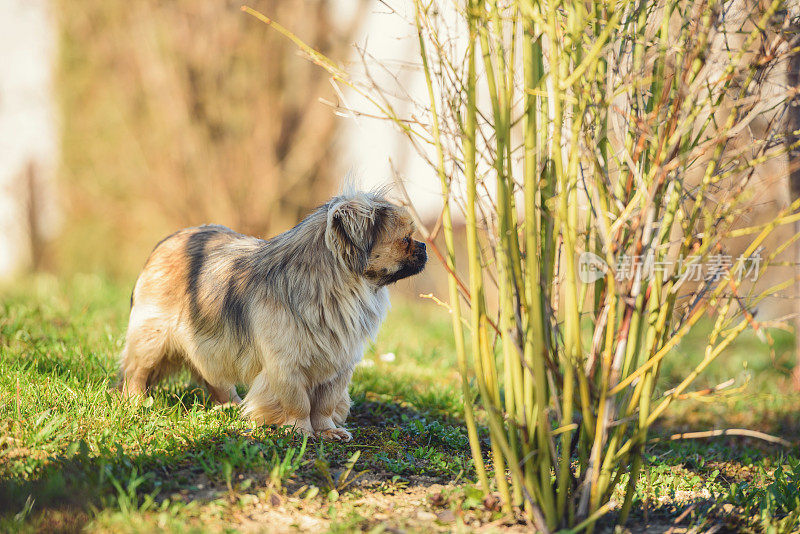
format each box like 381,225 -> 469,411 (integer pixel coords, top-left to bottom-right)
411,241 -> 427,270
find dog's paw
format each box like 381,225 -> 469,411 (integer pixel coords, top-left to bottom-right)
275,423 -> 316,440
318,427 -> 352,442
212,402 -> 240,411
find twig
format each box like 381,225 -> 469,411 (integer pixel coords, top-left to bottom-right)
650,428 -> 793,448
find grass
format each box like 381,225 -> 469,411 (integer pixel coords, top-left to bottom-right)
1,275 -> 799,532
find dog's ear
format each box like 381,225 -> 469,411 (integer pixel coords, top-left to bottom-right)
325,196 -> 383,272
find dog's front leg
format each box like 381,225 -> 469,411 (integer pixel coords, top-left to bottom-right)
207,383 -> 243,408
310,369 -> 353,442
241,368 -> 314,437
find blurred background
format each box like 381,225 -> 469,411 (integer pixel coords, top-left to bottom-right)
1,0 -> 798,318
0,0 -> 443,285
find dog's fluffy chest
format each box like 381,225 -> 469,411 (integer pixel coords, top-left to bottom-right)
247,282 -> 390,385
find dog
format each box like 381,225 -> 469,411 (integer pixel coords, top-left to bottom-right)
120,189 -> 427,441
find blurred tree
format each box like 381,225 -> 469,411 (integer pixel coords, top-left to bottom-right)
0,1 -> 58,278
57,0 -> 366,277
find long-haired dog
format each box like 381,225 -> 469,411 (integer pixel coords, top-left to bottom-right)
120,189 -> 427,441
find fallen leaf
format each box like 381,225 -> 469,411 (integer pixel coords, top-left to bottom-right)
429,492 -> 448,507
483,493 -> 501,512
270,493 -> 281,507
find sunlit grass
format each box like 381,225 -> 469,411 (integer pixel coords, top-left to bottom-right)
1,276 -> 799,531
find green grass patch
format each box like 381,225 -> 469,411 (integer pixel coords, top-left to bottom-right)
1,275 -> 799,532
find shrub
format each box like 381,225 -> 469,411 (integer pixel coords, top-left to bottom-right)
249,1 -> 799,530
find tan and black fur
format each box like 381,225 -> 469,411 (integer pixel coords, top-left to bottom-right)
120,190 -> 427,441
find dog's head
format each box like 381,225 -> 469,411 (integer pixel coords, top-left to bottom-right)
325,192 -> 427,285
